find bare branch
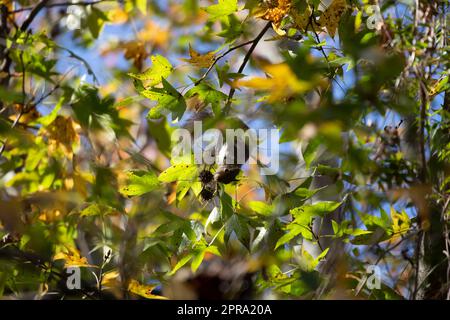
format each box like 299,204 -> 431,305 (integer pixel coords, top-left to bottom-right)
222,22 -> 271,116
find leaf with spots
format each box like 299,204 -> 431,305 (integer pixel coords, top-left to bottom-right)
119,170 -> 160,197
158,162 -> 198,183
255,0 -> 292,28
318,0 -> 347,38
128,55 -> 173,86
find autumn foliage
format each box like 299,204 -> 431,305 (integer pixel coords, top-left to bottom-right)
0,0 -> 449,300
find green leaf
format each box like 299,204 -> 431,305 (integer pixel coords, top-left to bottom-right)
302,137 -> 322,169
204,0 -> 238,20
292,186 -> 325,199
80,203 -> 116,217
86,6 -> 108,39
350,229 -> 387,245
292,201 -> 342,221
185,83 -> 227,116
168,253 -> 194,275
275,224 -> 305,249
217,14 -> 243,42
158,163 -> 197,183
0,87 -> 23,104
71,85 -> 133,138
113,95 -> 143,108
37,96 -> 64,126
225,214 -> 251,250
147,119 -> 172,156
248,201 -> 273,216
119,170 -> 160,196
277,201 -> 343,247
220,191 -> 234,220
315,247 -> 329,262
141,78 -> 186,121
190,244 -> 222,272
128,55 -> 173,86
331,219 -> 339,235
191,248 -> 206,272
176,180 -> 197,201
205,207 -> 220,232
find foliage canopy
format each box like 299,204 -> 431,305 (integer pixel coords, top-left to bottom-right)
0,0 -> 449,300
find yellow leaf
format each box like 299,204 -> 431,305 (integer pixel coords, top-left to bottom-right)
136,0 -> 147,15
255,0 -> 292,28
318,0 -> 347,38
128,279 -> 168,300
38,209 -> 62,222
390,207 -> 410,237
429,76 -> 448,98
0,0 -> 13,12
45,116 -> 78,157
291,5 -> 313,32
101,270 -> 120,288
138,21 -> 170,49
236,63 -> 312,102
54,247 -> 96,268
119,40 -> 148,70
108,8 -> 129,24
181,44 -> 215,68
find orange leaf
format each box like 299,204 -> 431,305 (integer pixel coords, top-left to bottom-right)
181,44 -> 215,68
128,279 -> 168,300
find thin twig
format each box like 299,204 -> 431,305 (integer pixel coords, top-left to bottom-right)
9,0 -> 114,14
20,0 -> 51,32
194,39 -> 256,86
222,22 -> 271,116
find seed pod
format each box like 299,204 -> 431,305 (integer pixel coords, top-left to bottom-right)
199,184 -> 216,201
214,165 -> 241,184
198,169 -> 214,184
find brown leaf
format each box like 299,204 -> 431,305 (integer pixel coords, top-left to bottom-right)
181,44 -> 215,68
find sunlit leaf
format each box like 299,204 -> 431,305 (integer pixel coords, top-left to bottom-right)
128,55 -> 173,86
79,203 -> 117,217
181,44 -> 216,68
318,0 -> 347,38
204,0 -> 238,20
119,170 -> 160,197
236,63 -> 313,102
54,247 -> 96,268
158,163 -> 197,183
128,279 -> 167,299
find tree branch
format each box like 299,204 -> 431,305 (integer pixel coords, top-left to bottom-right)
10,0 -> 114,14
20,0 -> 51,32
194,39 -> 256,86
222,22 -> 271,116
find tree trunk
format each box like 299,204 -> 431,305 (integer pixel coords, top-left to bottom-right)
415,89 -> 450,299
